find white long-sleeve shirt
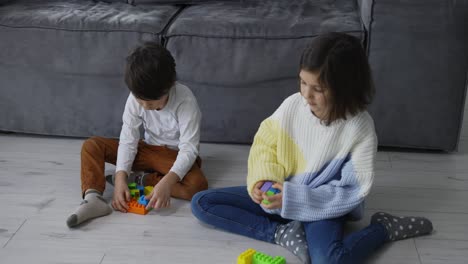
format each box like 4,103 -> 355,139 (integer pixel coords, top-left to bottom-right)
115,82 -> 201,179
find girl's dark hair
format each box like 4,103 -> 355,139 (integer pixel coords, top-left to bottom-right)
125,42 -> 176,100
300,32 -> 375,125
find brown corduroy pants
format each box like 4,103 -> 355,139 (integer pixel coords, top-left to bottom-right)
80,136 -> 208,200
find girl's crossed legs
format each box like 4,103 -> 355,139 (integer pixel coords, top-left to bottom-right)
191,186 -> 390,264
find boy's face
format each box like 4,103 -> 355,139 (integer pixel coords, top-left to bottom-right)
299,70 -> 329,120
136,94 -> 169,111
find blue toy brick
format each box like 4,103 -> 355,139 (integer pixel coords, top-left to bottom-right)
138,195 -> 149,206
137,185 -> 145,196
270,188 -> 280,194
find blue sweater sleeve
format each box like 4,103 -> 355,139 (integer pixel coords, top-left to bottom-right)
280,133 -> 376,221
280,173 -> 371,221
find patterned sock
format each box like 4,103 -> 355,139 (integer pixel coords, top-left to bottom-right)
371,212 -> 433,241
66,189 -> 112,228
274,221 -> 310,264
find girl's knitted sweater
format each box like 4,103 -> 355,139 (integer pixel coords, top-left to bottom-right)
247,93 -> 377,221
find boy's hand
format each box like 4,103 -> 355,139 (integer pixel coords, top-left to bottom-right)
251,181 -> 266,204
261,183 -> 283,210
145,171 -> 179,210
112,171 -> 131,212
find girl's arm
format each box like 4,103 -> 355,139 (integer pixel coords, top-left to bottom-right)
247,118 -> 286,197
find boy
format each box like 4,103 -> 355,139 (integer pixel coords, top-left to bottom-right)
66,42 -> 208,228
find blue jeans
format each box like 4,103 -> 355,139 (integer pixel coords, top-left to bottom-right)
191,186 -> 388,264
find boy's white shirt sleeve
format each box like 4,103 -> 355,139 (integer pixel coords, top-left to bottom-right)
115,94 -> 142,174
170,98 -> 201,179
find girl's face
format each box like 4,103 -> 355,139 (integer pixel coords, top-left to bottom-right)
299,70 -> 329,120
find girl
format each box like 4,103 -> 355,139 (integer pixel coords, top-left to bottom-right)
191,32 -> 433,264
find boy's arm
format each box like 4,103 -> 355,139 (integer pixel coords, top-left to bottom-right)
169,98 -> 201,179
115,94 -> 142,178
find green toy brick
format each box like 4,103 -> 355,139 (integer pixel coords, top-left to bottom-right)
262,190 -> 276,205
128,182 -> 137,189
253,252 -> 286,264
130,189 -> 140,198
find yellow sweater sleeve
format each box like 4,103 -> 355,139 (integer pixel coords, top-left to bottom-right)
247,118 -> 286,196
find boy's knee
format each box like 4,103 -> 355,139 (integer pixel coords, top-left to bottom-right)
179,182 -> 207,200
82,136 -> 103,152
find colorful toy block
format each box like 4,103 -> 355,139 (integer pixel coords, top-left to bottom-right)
128,182 -> 137,190
238,248 -> 256,264
144,186 -> 154,196
238,249 -> 286,264
127,199 -> 149,215
137,185 -> 144,196
260,181 -> 273,192
260,181 -> 281,205
130,189 -> 140,198
253,252 -> 286,264
138,195 -> 149,206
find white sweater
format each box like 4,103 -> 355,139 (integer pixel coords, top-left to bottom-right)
116,82 -> 201,179
247,93 -> 378,221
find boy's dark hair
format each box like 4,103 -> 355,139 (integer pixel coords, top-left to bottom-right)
300,32 -> 375,125
125,42 -> 176,100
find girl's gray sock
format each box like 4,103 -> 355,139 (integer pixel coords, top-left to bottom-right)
371,212 -> 433,241
274,221 -> 310,264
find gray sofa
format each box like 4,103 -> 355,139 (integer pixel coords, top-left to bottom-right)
0,0 -> 466,151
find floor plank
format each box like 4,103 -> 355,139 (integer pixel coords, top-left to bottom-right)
1,133 -> 467,263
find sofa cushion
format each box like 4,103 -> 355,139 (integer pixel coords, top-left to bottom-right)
0,0 -> 182,137
0,0 -> 177,32
165,0 -> 363,86
0,0 -> 181,75
128,0 -> 239,4
165,0 -> 363,143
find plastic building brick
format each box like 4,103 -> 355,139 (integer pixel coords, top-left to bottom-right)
260,181 -> 273,192
127,199 -> 149,215
253,252 -> 286,264
238,249 -> 286,264
144,186 -> 154,196
128,182 -> 137,190
138,195 -> 149,206
130,189 -> 140,198
238,248 -> 256,264
137,185 -> 145,196
260,181 -> 281,205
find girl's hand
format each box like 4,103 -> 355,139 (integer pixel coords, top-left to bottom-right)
251,181 -> 265,204
261,183 -> 283,210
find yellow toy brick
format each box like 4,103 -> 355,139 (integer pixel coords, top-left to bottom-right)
144,186 -> 154,196
238,248 -> 256,264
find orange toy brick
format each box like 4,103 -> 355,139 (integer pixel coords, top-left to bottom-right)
127,199 -> 149,215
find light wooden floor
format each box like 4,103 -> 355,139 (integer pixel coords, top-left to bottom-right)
1,107 -> 467,263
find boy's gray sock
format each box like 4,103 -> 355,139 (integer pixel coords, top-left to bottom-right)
66,189 -> 112,228
274,221 -> 310,264
105,171 -> 144,186
371,212 -> 433,241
